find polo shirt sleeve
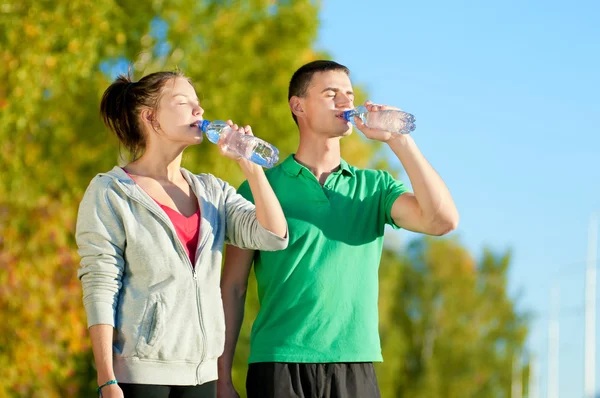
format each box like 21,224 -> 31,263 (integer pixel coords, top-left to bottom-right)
381,171 -> 409,229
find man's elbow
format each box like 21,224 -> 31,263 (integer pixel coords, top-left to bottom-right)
221,278 -> 248,299
429,214 -> 459,236
234,284 -> 248,299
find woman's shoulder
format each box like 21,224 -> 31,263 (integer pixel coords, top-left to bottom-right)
183,169 -> 231,188
82,166 -> 130,200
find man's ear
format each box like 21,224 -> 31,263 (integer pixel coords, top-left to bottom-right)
289,96 -> 304,118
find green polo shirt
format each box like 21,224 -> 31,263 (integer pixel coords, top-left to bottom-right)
237,154 -> 408,363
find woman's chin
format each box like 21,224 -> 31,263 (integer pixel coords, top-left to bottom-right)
188,135 -> 203,145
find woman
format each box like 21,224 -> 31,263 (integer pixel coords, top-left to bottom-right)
76,71 -> 287,398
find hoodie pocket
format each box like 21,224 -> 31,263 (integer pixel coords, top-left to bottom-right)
213,293 -> 226,355
135,294 -> 165,358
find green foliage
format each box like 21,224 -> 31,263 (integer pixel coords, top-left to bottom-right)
0,0 -> 528,396
378,237 -> 530,397
0,0 -> 381,396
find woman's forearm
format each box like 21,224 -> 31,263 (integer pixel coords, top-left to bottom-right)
89,324 -> 116,384
240,163 -> 287,238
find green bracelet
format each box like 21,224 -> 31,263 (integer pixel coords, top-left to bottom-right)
97,379 -> 118,397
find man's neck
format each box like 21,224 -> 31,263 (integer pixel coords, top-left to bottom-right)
295,137 -> 342,185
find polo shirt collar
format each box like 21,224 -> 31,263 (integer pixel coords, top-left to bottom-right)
338,158 -> 355,176
281,154 -> 355,177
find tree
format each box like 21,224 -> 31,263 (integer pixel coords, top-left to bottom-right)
0,0 -> 382,396
2,1 -> 529,397
378,237 -> 530,398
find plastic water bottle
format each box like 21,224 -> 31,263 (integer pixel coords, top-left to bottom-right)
343,105 -> 416,134
197,120 -> 279,168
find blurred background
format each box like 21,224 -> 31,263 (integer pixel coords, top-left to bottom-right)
0,0 -> 598,397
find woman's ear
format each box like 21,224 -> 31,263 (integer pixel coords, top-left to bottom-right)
141,108 -> 158,130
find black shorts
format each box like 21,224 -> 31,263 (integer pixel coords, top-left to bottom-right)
246,362 -> 381,398
119,381 -> 216,398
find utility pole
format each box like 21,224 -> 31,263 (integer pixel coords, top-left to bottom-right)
585,213 -> 598,398
528,353 -> 539,398
548,282 -> 559,398
512,352 -> 523,398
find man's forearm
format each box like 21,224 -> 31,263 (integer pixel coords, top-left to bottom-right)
388,135 -> 458,227
218,287 -> 247,382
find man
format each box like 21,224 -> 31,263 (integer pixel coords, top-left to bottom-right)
217,60 -> 459,398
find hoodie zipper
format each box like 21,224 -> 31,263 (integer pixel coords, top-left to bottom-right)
114,180 -> 208,379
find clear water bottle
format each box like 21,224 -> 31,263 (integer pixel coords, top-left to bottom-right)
343,105 -> 416,134
197,120 -> 279,168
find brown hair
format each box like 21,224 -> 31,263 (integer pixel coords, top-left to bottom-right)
100,70 -> 188,160
288,60 -> 350,125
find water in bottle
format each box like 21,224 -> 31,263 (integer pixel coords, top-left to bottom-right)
343,105 -> 416,134
196,120 -> 279,168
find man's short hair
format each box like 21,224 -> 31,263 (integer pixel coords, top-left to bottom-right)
288,60 -> 350,124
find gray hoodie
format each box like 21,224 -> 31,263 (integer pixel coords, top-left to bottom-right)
76,166 -> 287,386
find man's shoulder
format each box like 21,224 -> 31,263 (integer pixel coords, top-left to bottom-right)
264,162 -> 286,178
345,165 -> 405,195
255,162 -> 290,187
347,164 -> 390,179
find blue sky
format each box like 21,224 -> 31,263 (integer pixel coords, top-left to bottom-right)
317,0 -> 600,396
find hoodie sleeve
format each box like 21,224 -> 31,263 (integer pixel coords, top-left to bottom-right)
217,178 -> 288,251
75,177 -> 126,328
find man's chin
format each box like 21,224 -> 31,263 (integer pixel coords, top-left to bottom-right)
325,125 -> 353,138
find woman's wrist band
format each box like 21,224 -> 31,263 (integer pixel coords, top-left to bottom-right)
97,379 -> 118,396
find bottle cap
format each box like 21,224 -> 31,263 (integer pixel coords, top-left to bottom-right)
198,120 -> 211,132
